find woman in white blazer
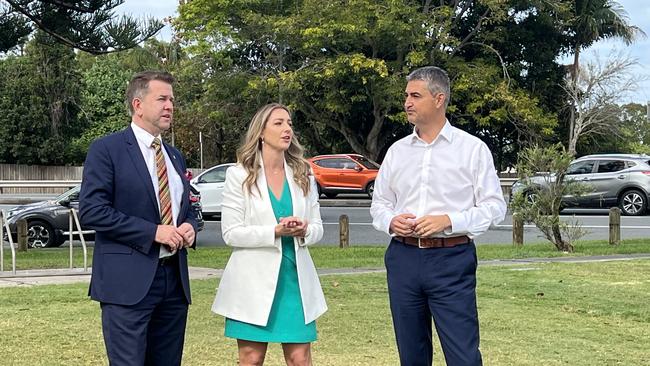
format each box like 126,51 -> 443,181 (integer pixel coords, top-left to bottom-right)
212,103 -> 327,366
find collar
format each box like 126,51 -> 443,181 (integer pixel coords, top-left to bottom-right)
131,122 -> 162,148
410,119 -> 453,145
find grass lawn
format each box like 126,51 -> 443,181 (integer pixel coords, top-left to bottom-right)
3,238 -> 650,270
1,260 -> 649,365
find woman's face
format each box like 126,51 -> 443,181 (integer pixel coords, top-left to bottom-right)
261,108 -> 293,152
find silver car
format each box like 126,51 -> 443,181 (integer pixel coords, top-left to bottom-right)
511,154 -> 650,216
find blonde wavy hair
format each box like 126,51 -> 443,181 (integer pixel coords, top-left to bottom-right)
237,103 -> 311,196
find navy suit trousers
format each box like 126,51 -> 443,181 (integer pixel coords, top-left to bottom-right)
385,239 -> 482,366
100,256 -> 189,366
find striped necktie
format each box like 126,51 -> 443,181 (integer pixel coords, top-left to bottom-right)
151,137 -> 175,257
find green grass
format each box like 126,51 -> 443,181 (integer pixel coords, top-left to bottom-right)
2,238 -> 650,270
1,260 -> 649,365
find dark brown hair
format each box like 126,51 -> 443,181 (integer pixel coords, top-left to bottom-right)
125,71 -> 175,116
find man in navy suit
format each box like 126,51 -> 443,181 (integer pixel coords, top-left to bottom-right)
80,71 -> 197,366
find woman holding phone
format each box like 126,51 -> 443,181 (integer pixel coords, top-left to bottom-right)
212,103 -> 327,366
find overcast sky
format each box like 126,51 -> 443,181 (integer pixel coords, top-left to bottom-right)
116,0 -> 650,104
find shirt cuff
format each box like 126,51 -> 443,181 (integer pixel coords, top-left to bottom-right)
446,212 -> 467,235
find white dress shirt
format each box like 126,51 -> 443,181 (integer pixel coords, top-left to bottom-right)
130,122 -> 183,227
370,120 -> 506,239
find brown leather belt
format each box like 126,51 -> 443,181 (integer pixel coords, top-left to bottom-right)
396,235 -> 471,249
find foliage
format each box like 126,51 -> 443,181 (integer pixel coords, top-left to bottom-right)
576,102 -> 650,155
449,61 -> 557,170
69,55 -> 133,162
511,144 -> 591,251
174,0 -> 563,166
0,0 -> 163,54
0,32 -> 83,164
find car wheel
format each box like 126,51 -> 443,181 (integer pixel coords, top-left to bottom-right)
324,193 -> 338,199
27,220 -> 57,248
618,189 -> 647,216
366,181 -> 375,198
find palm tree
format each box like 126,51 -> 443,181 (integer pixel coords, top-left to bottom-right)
566,0 -> 645,154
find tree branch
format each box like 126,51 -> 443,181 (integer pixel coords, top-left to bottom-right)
450,7 -> 490,57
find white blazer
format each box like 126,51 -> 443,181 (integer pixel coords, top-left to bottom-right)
211,162 -> 327,326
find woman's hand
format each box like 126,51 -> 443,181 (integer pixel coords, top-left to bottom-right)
274,216 -> 309,237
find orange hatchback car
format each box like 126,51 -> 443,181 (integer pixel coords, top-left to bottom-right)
308,154 -> 380,198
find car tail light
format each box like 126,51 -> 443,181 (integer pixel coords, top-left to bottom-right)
642,171 -> 650,176
190,194 -> 201,203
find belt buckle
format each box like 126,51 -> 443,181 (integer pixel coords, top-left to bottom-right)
418,237 -> 425,249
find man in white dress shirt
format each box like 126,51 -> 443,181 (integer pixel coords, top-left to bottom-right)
370,66 -> 506,366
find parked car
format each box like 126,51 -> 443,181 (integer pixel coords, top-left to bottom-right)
3,185 -> 205,248
308,154 -> 380,198
511,154 -> 650,216
190,163 -> 235,217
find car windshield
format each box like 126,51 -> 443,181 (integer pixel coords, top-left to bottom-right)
54,185 -> 81,202
351,156 -> 380,169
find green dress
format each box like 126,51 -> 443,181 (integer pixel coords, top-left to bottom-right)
224,178 -> 317,343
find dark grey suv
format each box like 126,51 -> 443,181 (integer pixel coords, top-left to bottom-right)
3,185 -> 205,248
511,154 -> 650,216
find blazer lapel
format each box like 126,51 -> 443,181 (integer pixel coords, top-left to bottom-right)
124,127 -> 159,213
163,142 -> 190,217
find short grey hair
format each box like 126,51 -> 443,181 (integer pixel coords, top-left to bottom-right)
406,66 -> 451,108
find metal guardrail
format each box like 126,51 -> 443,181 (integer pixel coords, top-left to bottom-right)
0,208 -> 89,274
1,210 -> 17,274
0,180 -> 81,188
68,208 -> 89,272
0,180 -> 81,193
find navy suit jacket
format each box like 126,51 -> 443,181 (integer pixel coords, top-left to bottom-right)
79,126 -> 197,306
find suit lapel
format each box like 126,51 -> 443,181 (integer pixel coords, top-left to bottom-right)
163,142 -> 189,217
124,127 -> 159,213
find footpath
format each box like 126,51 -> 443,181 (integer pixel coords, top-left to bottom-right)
2,253 -> 650,288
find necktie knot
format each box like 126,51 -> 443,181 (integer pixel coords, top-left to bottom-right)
151,137 -> 161,149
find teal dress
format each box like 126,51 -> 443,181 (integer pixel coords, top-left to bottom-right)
224,178 -> 317,343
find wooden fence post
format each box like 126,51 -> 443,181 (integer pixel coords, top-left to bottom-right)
17,219 -> 28,252
609,207 -> 621,246
512,212 -> 523,247
339,214 -> 349,248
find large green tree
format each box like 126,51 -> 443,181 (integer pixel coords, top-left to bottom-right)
0,33 -> 83,164
1,0 -> 163,54
174,0 -> 560,167
69,40 -> 189,163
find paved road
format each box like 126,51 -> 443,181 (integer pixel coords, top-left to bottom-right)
196,207 -> 649,247
2,202 -> 648,248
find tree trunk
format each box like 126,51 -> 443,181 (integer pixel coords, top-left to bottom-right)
568,48 -> 580,153
365,94 -> 385,161
551,223 -> 573,252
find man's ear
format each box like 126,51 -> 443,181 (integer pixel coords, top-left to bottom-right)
436,93 -> 446,108
132,98 -> 142,116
